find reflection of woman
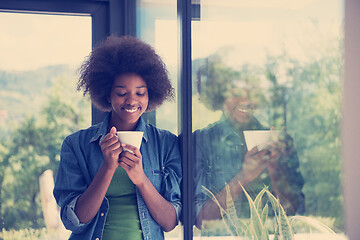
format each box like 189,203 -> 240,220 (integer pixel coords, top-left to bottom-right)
193,59 -> 305,228
53,36 -> 182,240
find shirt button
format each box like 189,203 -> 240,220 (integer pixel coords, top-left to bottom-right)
101,213 -> 104,217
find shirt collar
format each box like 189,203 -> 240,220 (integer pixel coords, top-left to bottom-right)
90,112 -> 148,143
216,114 -> 266,142
217,115 -> 241,141
134,116 -> 148,143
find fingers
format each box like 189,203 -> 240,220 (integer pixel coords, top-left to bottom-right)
101,127 -> 117,143
101,128 -> 120,149
248,146 -> 260,155
118,144 -> 144,185
101,137 -> 116,149
119,160 -> 132,171
110,126 -> 117,134
118,144 -> 141,165
100,127 -> 123,170
121,144 -> 141,156
248,146 -> 269,158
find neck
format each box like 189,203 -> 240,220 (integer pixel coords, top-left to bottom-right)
224,112 -> 257,132
114,123 -> 137,131
108,114 -> 139,132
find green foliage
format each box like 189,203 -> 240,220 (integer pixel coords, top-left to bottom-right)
202,184 -> 340,239
195,44 -> 344,229
0,65 -> 77,139
285,51 -> 344,226
0,227 -> 70,240
0,65 -> 91,230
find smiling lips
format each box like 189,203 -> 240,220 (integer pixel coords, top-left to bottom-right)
123,107 -> 140,113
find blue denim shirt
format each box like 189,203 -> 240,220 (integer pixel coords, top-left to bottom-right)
53,113 -> 182,240
193,116 -> 304,220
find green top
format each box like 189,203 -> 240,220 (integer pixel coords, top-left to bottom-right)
102,167 -> 143,240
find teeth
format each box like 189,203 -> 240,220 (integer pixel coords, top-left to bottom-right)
124,108 -> 138,113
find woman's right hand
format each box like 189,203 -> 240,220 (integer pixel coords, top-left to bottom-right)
237,146 -> 269,185
100,126 -> 123,170
76,126 -> 123,224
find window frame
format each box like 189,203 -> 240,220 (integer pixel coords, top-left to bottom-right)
177,0 -> 193,239
0,0 -> 359,239
343,0 -> 360,239
0,0 -> 136,125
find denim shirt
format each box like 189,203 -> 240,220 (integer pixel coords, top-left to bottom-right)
53,113 -> 182,240
193,115 -> 304,220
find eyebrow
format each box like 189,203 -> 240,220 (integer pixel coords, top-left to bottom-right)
114,85 -> 147,89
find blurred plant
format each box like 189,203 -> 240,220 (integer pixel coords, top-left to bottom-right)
0,227 -> 70,240
195,48 -> 344,229
0,70 -> 91,230
202,183 -> 340,240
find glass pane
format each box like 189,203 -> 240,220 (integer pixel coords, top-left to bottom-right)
136,1 -> 180,239
192,1 -> 346,239
0,12 -> 91,239
137,0 -> 178,135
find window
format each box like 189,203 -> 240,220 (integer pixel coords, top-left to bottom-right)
192,0 -> 346,239
137,1 -> 180,238
1,0 -> 359,239
0,11 -> 91,238
136,0 -> 178,135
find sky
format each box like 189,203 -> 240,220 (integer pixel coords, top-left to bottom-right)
0,0 -> 343,72
154,0 -> 343,68
0,12 -> 91,71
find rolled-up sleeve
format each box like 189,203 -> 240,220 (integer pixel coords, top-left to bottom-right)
53,137 -> 93,233
64,195 -> 93,232
161,135 -> 182,222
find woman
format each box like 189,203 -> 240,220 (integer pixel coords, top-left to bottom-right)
53,36 -> 182,240
194,92 -> 305,228
193,55 -> 304,229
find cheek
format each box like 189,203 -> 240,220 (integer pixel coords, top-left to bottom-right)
143,102 -> 149,112
110,98 -> 125,111
143,95 -> 149,108
110,97 -> 123,106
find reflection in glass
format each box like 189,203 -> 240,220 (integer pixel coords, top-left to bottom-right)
137,0 -> 178,135
0,12 -> 91,239
193,55 -> 305,229
192,0 -> 345,239
136,1 -> 180,239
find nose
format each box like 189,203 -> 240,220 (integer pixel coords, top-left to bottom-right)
125,93 -> 137,105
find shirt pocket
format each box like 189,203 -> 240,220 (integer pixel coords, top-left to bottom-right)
150,167 -> 168,192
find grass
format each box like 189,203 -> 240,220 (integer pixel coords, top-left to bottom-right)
0,227 -> 70,240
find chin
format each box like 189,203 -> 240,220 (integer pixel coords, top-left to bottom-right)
234,114 -> 251,123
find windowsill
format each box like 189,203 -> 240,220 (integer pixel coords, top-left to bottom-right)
166,233 -> 348,240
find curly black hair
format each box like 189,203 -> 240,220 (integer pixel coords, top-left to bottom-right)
77,35 -> 175,112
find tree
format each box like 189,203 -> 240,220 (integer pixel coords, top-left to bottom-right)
0,72 -> 90,230
285,51 -> 343,226
194,46 -> 344,229
264,46 -> 343,227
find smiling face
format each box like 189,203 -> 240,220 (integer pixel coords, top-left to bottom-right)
223,96 -> 257,124
109,73 -> 149,131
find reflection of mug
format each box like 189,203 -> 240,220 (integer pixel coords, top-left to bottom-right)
244,130 -> 280,151
116,131 -> 143,153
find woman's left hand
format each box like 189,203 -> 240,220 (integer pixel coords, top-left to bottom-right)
265,129 -> 296,179
118,143 -> 177,231
118,144 -> 147,185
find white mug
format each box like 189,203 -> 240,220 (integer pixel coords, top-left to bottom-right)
116,131 -> 143,153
